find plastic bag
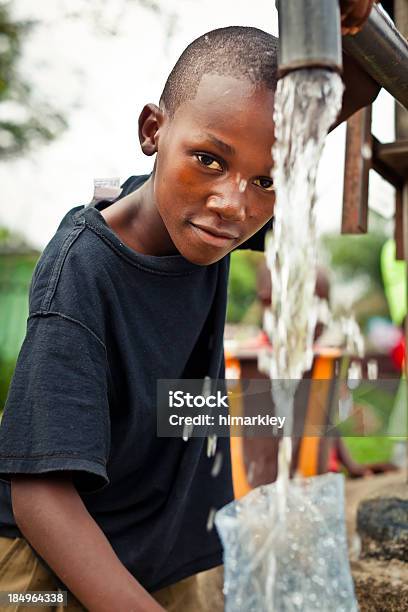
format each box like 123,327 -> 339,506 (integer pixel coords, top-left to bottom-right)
215,473 -> 358,611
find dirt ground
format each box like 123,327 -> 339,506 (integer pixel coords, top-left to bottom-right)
346,470 -> 408,612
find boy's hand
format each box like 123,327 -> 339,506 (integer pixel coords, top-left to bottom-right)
340,0 -> 376,35
11,474 -> 166,612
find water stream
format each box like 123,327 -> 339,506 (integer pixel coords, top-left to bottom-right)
216,69 -> 360,611
266,68 -> 344,513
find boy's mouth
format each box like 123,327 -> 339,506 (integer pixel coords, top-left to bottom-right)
189,222 -> 239,248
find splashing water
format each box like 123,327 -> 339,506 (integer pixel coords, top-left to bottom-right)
216,69 -> 358,611
267,70 -> 344,381
207,507 -> 216,532
265,69 -> 343,505
207,434 -> 217,457
211,451 -> 223,477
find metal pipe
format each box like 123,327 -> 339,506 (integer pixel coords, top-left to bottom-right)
276,2 -> 408,110
343,4 -> 408,110
276,0 -> 342,77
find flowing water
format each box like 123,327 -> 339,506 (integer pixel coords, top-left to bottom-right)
216,69 -> 360,611
267,69 -> 344,381
265,68 -> 344,510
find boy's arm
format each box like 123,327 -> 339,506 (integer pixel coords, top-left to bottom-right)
11,474 -> 165,612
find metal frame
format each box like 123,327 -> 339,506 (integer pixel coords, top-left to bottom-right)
343,3 -> 408,110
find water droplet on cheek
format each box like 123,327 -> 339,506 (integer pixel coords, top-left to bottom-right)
238,179 -> 247,193
234,173 -> 247,193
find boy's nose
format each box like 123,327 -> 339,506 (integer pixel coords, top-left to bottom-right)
206,191 -> 246,222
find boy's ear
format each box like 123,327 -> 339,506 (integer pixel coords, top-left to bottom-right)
138,104 -> 165,156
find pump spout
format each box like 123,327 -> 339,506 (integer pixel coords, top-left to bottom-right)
276,1 -> 408,110
276,0 -> 343,77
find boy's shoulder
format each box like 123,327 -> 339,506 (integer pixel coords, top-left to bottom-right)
30,175 -> 148,304
28,202 -> 114,324
27,174 -> 153,328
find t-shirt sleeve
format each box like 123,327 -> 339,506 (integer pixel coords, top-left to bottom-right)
0,313 -> 110,493
236,218 -> 274,251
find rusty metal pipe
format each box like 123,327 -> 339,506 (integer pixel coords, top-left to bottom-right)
276,0 -> 343,76
343,3 -> 408,110
276,2 -> 408,110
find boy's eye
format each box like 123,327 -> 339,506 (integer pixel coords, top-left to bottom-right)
196,154 -> 223,172
253,177 -> 275,192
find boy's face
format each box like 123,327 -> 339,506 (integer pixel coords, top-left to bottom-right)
141,74 -> 276,265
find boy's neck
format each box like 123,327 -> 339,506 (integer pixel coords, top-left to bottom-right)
100,175 -> 178,257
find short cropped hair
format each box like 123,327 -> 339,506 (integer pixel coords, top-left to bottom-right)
160,26 -> 278,116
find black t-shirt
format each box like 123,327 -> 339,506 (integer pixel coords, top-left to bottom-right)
0,175 -> 271,591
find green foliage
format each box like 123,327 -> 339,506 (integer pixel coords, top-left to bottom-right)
0,355 -> 15,413
0,252 -> 39,410
353,381 -> 399,428
321,229 -> 391,328
0,2 -> 22,100
337,380 -> 399,437
0,1 -> 170,158
343,437 -> 394,464
0,227 -> 10,241
322,231 -> 387,289
227,251 -> 263,323
0,3 -> 66,158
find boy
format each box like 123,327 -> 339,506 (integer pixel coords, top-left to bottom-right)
0,19 -> 379,612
